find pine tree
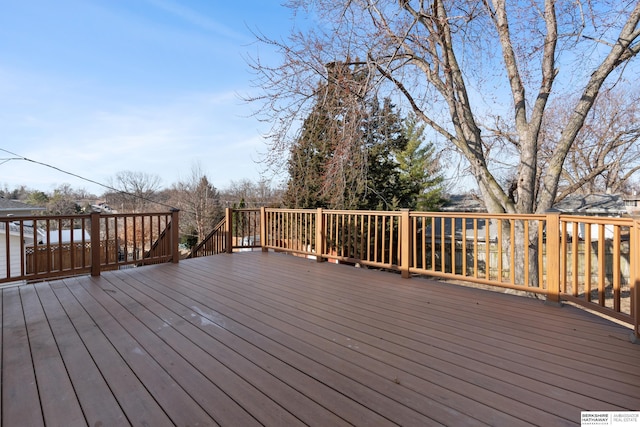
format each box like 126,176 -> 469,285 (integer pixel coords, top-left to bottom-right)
360,97 -> 407,210
396,114 -> 445,211
282,105 -> 333,208
283,61 -> 367,209
283,63 -> 444,211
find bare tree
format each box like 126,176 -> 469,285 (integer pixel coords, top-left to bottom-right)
248,0 -> 640,215
221,178 -> 283,208
107,170 -> 162,213
37,184 -> 80,216
168,164 -> 222,243
551,89 -> 640,198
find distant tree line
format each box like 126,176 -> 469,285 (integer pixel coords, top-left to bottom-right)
0,169 -> 283,249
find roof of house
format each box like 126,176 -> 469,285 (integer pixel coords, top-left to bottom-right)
0,221 -> 35,238
550,193 -> 627,215
0,197 -> 45,215
440,194 -> 486,212
43,229 -> 91,244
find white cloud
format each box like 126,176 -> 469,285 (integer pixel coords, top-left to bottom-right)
143,0 -> 247,41
0,84 -> 269,195
0,1 -> 290,196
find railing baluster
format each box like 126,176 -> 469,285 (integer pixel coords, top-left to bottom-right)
510,219 -> 515,285
613,225 -> 621,312
584,222 -> 592,302
538,219 -> 545,289
571,221 -> 578,296
485,218 -> 490,280
496,219 -> 503,283
450,217 -> 456,275
524,220 -> 530,287
462,217 -> 467,277
598,224 -> 606,306
632,220 -> 640,341
432,216 -> 438,272
473,218 -> 478,278
19,219 -> 26,277
4,220 -> 11,277
440,216 -> 445,273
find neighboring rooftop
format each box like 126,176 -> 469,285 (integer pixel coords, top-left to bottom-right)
443,193 -> 636,216
0,197 -> 45,216
623,192 -> 640,215
551,194 -> 627,215
440,194 -> 486,212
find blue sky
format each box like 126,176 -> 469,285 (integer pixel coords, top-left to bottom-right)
0,0 -> 296,195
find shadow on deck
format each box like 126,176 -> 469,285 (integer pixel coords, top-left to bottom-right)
2,252 -> 639,426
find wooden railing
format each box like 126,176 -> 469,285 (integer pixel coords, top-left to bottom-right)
558,215 -> 637,326
188,218 -> 227,258
136,209 -> 180,266
1,210 -> 179,283
188,208 -> 264,257
263,209 -> 318,255
191,207 -> 640,340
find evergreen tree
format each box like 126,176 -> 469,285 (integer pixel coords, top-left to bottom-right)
282,105 -> 333,208
283,61 -> 368,209
283,62 -> 444,211
360,97 -> 407,210
396,115 -> 445,211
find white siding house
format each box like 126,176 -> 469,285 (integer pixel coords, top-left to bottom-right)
0,198 -> 45,281
0,221 -> 36,278
551,194 -> 627,240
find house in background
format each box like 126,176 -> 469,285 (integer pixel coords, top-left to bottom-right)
545,194 -> 627,240
25,228 -> 93,276
0,197 -> 45,217
443,192 -> 633,216
623,192 -> 640,216
0,198 -> 46,281
551,193 -> 628,217
439,193 -> 631,241
39,229 -> 91,245
440,193 -> 486,213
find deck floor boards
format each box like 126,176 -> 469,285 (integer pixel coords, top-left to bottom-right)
1,251 -> 639,426
21,285 -> 86,427
2,288 -> 44,427
34,282 -> 129,426
173,264 -> 608,419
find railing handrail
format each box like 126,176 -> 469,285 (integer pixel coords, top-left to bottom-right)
1,210 -> 179,284
187,217 -> 227,258
191,207 -> 639,341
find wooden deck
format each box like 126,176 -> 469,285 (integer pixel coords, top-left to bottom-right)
2,252 -> 639,426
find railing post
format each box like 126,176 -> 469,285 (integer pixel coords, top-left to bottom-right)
260,207 -> 268,253
631,219 -> 640,343
225,208 -> 233,254
400,209 -> 411,279
316,208 -> 325,262
90,210 -> 101,277
171,209 -> 180,263
545,212 -> 561,306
